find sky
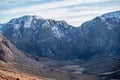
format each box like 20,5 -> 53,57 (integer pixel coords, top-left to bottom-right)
0,0 -> 120,26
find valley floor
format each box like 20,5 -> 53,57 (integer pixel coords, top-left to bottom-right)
0,60 -> 100,80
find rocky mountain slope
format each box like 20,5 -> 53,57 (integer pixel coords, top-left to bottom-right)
0,33 -> 42,80
0,33 -> 28,63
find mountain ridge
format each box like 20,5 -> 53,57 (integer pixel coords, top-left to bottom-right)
0,11 -> 120,60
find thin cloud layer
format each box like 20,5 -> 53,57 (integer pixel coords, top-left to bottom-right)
0,0 -> 120,26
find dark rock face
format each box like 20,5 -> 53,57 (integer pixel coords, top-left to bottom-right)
1,11 -> 120,60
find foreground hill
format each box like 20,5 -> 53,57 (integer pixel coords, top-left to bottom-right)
0,33 -> 47,80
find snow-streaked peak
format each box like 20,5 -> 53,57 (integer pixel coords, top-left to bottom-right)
17,15 -> 43,28
24,16 -> 33,28
8,15 -> 69,29
7,15 -> 44,29
1,15 -> 72,38
102,11 -> 120,19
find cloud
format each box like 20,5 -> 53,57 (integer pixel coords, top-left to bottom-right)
0,0 -> 120,26
1,0 -> 117,13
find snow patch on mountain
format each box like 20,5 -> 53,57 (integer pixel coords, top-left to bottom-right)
13,24 -> 20,30
52,26 -> 64,38
24,16 -> 33,28
42,20 -> 50,28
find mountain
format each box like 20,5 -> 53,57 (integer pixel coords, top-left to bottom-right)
0,15 -> 77,60
1,11 -> 120,60
0,11 -> 120,80
75,11 -> 120,59
76,11 -> 120,73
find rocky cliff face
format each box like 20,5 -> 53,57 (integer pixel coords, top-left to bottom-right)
0,11 -> 120,60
